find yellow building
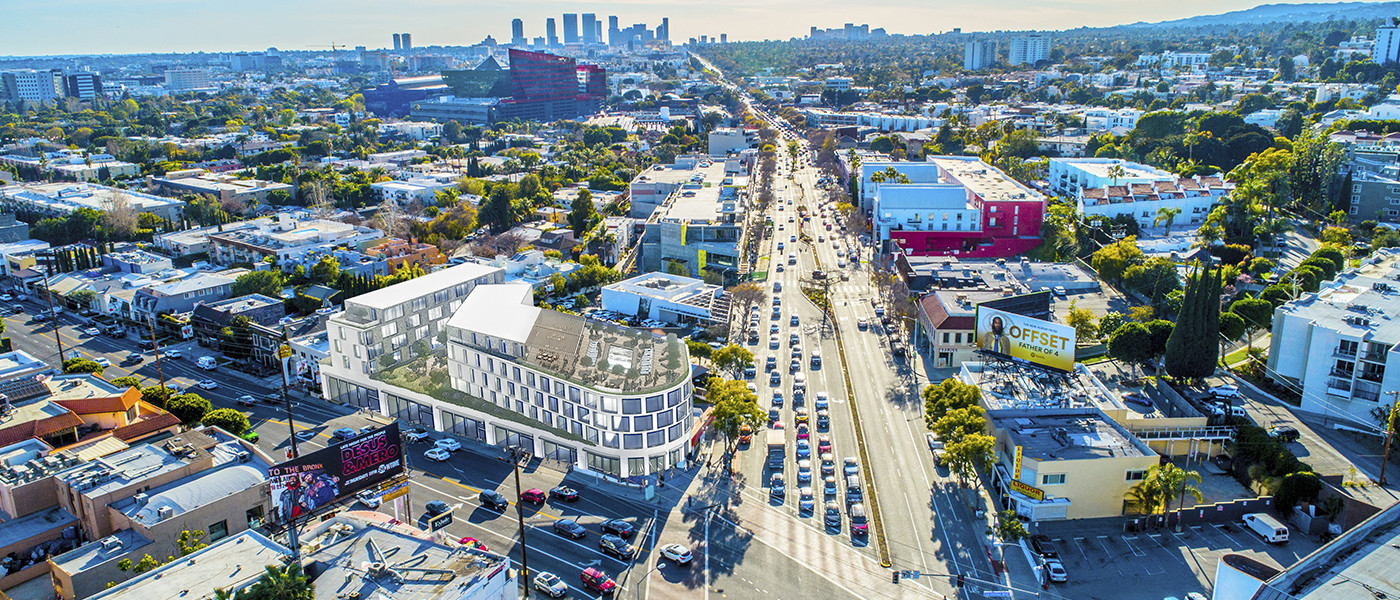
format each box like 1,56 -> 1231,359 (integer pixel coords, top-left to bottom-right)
987,410 -> 1161,521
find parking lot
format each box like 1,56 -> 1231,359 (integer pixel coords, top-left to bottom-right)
1032,520 -> 1322,599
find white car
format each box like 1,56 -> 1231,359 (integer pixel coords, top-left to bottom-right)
404,428 -> 431,443
357,490 -> 381,508
424,447 -> 451,462
532,572 -> 569,598
660,543 -> 694,565
94,357 -> 112,367
197,379 -> 218,390
1208,384 -> 1241,399
435,438 -> 462,452
0,294 -> 11,302
83,327 -> 101,336
163,349 -> 182,359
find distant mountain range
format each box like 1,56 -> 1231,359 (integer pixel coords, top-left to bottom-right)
1124,1 -> 1399,28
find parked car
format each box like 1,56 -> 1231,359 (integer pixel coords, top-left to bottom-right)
1269,425 -> 1301,442
1208,384 -> 1241,399
1030,535 -> 1060,559
1045,558 -> 1068,582
601,518 -> 635,538
357,490 -> 381,508
553,519 -> 587,539
332,427 -> 358,441
532,572 -> 569,598
424,447 -> 450,462
1123,392 -> 1153,408
404,428 -> 430,443
434,438 -> 462,452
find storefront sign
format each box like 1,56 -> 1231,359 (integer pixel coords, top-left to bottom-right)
1007,478 -> 1045,501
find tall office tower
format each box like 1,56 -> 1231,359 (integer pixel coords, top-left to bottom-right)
563,14 -> 579,44
393,33 -> 401,50
595,21 -> 603,45
720,34 -> 727,44
401,33 -> 413,50
608,16 -> 620,46
660,17 -> 670,41
511,19 -> 526,46
546,18 -> 559,47
582,14 -> 597,45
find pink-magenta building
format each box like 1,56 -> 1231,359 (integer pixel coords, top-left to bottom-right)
869,156 -> 1046,258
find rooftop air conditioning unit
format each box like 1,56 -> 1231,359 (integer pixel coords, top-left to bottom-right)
157,506 -> 174,520
100,536 -> 122,551
237,451 -> 251,463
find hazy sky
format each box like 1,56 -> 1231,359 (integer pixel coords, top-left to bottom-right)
0,0 -> 1374,56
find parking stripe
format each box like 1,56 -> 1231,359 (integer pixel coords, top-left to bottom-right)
1121,535 -> 1146,557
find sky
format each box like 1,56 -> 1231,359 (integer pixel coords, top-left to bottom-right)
0,0 -> 1379,56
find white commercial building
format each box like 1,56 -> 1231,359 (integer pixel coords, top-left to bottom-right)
1047,158 -> 1175,196
601,272 -> 725,325
1268,249 -> 1400,426
1007,35 -> 1050,66
322,276 -> 696,479
707,127 -> 756,157
163,68 -> 212,91
205,213 -> 383,266
1082,107 -> 1143,132
1,69 -> 62,103
370,177 -> 459,204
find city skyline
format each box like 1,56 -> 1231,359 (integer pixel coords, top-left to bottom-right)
0,0 -> 1370,56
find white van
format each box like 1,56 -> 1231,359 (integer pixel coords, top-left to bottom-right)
1242,513 -> 1289,543
197,356 -> 218,371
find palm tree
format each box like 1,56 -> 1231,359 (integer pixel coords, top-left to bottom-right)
1126,472 -> 1167,515
1107,162 -> 1127,187
242,563 -> 313,600
1158,463 -> 1204,529
1154,207 -> 1183,236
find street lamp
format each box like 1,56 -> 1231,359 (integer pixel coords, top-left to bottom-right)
506,445 -> 532,597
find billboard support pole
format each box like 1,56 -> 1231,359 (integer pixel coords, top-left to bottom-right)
280,327 -> 302,561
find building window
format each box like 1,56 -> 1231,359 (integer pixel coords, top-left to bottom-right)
954,333 -> 962,344
246,506 -> 265,527
1042,474 -> 1066,485
628,456 -> 646,475
943,332 -> 949,344
208,519 -> 229,542
1125,470 -> 1147,482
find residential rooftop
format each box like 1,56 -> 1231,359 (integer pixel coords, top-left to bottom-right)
0,182 -> 183,214
341,261 -> 502,311
1276,248 -> 1400,342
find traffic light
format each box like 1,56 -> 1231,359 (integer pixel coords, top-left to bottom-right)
957,573 -> 965,587
892,572 -> 900,584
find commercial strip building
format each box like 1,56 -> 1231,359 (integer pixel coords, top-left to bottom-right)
601,272 -> 728,325
1267,248 -> 1400,426
707,127 -> 757,157
321,274 -> 696,480
0,182 -> 184,222
1050,158 -> 1233,228
147,169 -> 292,207
626,155 -> 723,219
863,157 -> 1047,259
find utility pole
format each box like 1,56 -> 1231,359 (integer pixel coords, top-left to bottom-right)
40,252 -> 66,365
508,445 -> 531,597
278,326 -> 304,562
1381,391 -> 1399,486
147,315 -> 167,391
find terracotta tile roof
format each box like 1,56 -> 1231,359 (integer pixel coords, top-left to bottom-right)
1130,183 -> 1155,195
1178,179 -> 1202,190
1082,188 -> 1105,199
1153,180 -> 1179,192
112,413 -> 181,442
53,394 -> 138,416
1107,185 -> 1129,197
0,413 -> 84,447
1200,176 -> 1224,187
918,294 -> 975,331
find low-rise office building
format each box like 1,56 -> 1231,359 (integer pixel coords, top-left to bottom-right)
635,164 -> 747,282
601,272 -> 727,325
322,280 -> 695,479
707,127 -> 757,157
78,530 -> 288,600
1268,248 -> 1400,426
626,155 -> 722,219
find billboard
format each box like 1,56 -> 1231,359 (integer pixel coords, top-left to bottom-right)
269,422 -> 405,523
974,305 -> 1075,372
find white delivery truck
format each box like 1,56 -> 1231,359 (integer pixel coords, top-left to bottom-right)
1242,513 -> 1289,543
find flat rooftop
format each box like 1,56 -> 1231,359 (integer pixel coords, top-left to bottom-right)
1255,501 -> 1400,600
83,531 -> 286,600
960,361 -> 1130,413
1277,248 -> 1400,342
654,181 -> 746,223
929,156 -> 1046,203
303,514 -> 509,600
117,440 -> 269,526
1055,158 -> 1174,181
341,261 -> 501,311
0,506 -> 77,549
51,528 -> 154,577
61,431 -> 216,499
992,411 -> 1152,461
605,272 -> 718,302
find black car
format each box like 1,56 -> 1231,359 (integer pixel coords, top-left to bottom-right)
479,490 -> 509,511
424,500 -> 450,516
550,486 -> 580,502
600,518 -> 635,538
138,339 -> 154,350
1030,534 -> 1060,559
599,534 -> 632,558
553,519 -> 587,539
1269,425 -> 1301,443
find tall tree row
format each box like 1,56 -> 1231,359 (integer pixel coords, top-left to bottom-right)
1164,262 -> 1221,380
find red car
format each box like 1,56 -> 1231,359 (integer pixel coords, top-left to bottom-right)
521,488 -> 546,504
457,537 -> 488,552
796,425 -> 810,440
817,435 -> 832,455
581,567 -> 617,593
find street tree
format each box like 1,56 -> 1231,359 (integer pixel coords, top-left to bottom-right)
1229,297 -> 1273,352
63,358 -> 103,375
944,432 -> 995,488
711,344 -> 755,378
922,378 -> 982,427
996,510 -> 1029,542
1107,322 -> 1153,376
708,379 -> 764,457
933,405 -> 988,442
202,408 -> 251,435
167,393 -> 212,425
1219,311 -> 1246,364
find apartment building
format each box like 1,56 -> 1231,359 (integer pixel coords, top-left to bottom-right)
130,271 -> 239,321
322,281 -> 694,480
325,261 -> 505,378
964,40 -> 998,71
1007,35 -> 1050,66
148,169 -> 293,207
707,127 -> 757,157
162,68 -> 212,91
369,177 -> 458,204
206,213 -> 382,266
1050,158 -> 1233,228
1268,249 -> 1400,426
364,238 -> 446,274
0,182 -> 183,222
864,157 -> 1047,259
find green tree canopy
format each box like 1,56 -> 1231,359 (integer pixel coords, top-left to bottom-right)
167,393 -> 212,425
202,408 -> 251,435
232,270 -> 284,298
